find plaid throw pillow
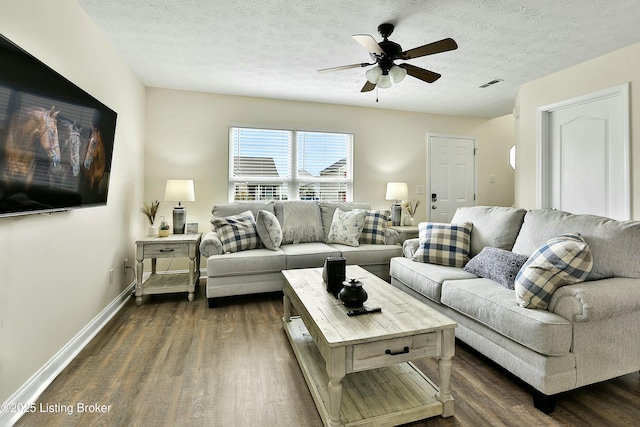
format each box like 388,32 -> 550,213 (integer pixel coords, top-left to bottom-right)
211,210 -> 260,253
359,209 -> 390,244
515,233 -> 593,309
413,222 -> 473,267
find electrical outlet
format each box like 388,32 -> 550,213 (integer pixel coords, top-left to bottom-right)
123,259 -> 128,274
110,268 -> 114,284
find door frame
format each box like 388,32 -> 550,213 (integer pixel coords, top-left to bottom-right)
427,133 -> 478,222
536,83 -> 630,217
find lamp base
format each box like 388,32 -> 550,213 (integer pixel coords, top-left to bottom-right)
391,203 -> 402,226
173,206 -> 186,234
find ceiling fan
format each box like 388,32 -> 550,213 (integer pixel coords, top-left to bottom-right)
318,23 -> 458,92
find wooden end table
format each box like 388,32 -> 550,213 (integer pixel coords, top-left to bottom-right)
135,233 -> 201,305
282,265 -> 456,427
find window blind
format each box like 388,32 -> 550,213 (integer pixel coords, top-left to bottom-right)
229,127 -> 353,202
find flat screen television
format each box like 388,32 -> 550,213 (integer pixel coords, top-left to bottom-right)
0,34 -> 117,218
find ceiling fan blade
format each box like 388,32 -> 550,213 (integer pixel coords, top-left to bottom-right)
318,63 -> 370,73
353,34 -> 384,55
401,37 -> 458,60
399,63 -> 441,83
361,81 -> 376,92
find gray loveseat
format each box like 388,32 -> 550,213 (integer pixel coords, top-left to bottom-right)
389,206 -> 640,412
201,201 -> 402,307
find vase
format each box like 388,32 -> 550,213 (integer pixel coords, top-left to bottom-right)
338,278 -> 368,308
409,216 -> 416,226
147,225 -> 158,236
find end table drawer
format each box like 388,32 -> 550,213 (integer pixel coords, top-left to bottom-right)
352,332 -> 437,371
144,244 -> 189,258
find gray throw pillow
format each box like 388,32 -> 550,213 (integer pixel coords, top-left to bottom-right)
463,247 -> 529,290
255,209 -> 282,251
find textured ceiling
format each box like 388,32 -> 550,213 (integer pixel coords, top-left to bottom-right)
77,0 -> 640,118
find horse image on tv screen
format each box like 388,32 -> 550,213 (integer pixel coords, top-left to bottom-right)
0,90 -> 115,215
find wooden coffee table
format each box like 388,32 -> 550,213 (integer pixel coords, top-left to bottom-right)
282,265 -> 457,427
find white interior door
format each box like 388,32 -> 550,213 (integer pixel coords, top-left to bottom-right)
428,135 -> 476,222
539,84 -> 630,220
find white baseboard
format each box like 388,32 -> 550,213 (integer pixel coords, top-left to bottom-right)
0,281 -> 136,427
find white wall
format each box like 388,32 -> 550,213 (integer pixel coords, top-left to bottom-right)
144,88 -> 515,244
0,0 -> 146,402
515,41 -> 640,218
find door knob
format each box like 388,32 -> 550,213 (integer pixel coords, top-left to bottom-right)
432,205 -> 437,210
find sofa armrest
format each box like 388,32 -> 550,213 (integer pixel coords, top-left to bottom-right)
385,228 -> 400,245
402,238 -> 420,259
200,231 -> 223,257
548,277 -> 640,322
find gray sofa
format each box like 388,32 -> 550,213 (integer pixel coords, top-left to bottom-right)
201,201 -> 402,307
389,206 -> 640,412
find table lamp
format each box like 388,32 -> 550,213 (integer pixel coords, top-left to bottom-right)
164,179 -> 195,234
385,182 -> 408,226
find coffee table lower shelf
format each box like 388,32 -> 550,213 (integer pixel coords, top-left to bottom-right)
283,316 -> 446,427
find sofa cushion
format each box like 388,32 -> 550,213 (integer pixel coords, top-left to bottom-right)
211,210 -> 260,253
515,233 -> 593,310
359,210 -> 390,245
451,206 -> 526,258
255,209 -> 283,251
207,248 -> 286,277
329,243 -> 402,267
326,208 -> 366,246
390,257 -> 477,303
413,222 -> 473,267
280,242 -> 341,269
512,209 -> 640,280
463,247 -> 529,290
281,201 -> 324,244
441,278 -> 573,356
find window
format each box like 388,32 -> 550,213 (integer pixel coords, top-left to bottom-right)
229,127 -> 353,202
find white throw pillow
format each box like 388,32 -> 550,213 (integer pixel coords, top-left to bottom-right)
326,208 -> 366,247
255,209 -> 282,251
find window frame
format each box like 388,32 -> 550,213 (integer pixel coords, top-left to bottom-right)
228,126 -> 354,202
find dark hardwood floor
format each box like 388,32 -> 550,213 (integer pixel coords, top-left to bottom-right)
15,285 -> 640,426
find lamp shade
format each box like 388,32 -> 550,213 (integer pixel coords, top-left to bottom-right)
366,66 -> 383,84
385,182 -> 408,201
389,65 -> 407,83
377,74 -> 392,89
164,179 -> 195,202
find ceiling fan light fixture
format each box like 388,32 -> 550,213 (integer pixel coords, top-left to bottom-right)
366,66 -> 382,84
389,65 -> 407,83
377,74 -> 392,89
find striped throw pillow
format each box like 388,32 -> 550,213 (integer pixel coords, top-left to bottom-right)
413,222 -> 473,267
212,210 -> 260,253
359,210 -> 390,244
515,233 -> 593,309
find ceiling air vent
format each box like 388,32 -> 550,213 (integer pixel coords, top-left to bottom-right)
479,79 -> 503,88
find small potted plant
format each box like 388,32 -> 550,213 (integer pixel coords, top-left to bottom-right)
158,216 -> 171,237
141,200 -> 160,235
